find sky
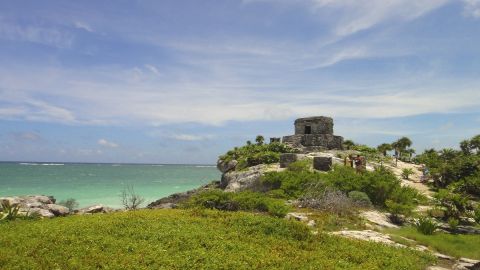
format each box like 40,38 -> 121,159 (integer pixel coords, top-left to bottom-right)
0,0 -> 480,164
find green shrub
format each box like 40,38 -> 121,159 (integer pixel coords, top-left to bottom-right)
401,168 -> 415,180
219,142 -> 295,170
261,169 -> 322,198
415,217 -> 438,235
447,218 -> 459,231
474,206 -> 480,223
1,201 -> 20,221
286,159 -> 312,172
452,174 -> 480,196
348,191 -> 372,208
434,189 -> 470,219
58,198 -> 79,211
183,190 -> 290,217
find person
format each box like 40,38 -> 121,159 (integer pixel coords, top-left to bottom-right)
354,155 -> 362,173
344,155 -> 352,167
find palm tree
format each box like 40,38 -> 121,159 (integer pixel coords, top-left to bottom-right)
343,139 -> 356,150
392,137 -> 412,165
377,143 -> 393,156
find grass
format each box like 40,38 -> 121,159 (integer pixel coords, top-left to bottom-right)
385,227 -> 480,259
0,209 -> 434,269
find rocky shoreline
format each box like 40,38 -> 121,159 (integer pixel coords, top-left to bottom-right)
0,195 -> 115,218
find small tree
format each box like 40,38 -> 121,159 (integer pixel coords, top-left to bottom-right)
255,135 -> 264,146
121,185 -> 145,210
377,143 -> 393,156
343,140 -> 356,150
401,168 -> 414,180
59,198 -> 79,211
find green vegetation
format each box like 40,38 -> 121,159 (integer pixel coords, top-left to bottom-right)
401,168 -> 414,180
415,217 -> 438,235
415,134 -> 480,195
0,209 -> 435,270
348,191 -> 372,208
385,227 -> 480,259
58,198 -> 79,211
182,189 -> 291,217
219,139 -> 295,170
0,201 -> 20,221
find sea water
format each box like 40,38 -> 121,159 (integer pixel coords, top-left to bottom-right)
0,162 -> 220,208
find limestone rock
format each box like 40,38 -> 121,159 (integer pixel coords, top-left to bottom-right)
45,204 -> 70,216
285,212 -> 309,222
313,156 -> 332,171
221,164 -> 280,192
360,210 -> 399,228
77,204 -> 113,214
217,159 -> 238,173
280,153 -> 305,168
29,208 -> 55,218
148,181 -> 219,209
330,230 -> 404,247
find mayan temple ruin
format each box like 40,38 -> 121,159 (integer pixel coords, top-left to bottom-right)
282,116 -> 344,152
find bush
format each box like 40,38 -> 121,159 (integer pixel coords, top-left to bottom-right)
401,168 -> 415,180
416,217 -> 438,235
452,174 -> 480,196
447,218 -> 459,231
348,191 -> 372,208
434,189 -> 470,219
58,198 -> 79,211
261,169 -> 322,199
219,142 -> 295,170
300,189 -> 355,216
1,201 -> 20,221
183,190 -> 290,217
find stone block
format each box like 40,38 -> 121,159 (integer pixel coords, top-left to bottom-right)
313,156 -> 332,171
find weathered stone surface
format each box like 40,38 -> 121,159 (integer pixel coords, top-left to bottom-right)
330,230 -> 404,247
77,204 -> 113,214
45,204 -> 70,216
1,195 -> 65,218
360,210 -> 399,228
147,181 -> 219,209
294,116 -> 334,135
29,208 -> 55,218
313,156 -> 332,171
282,116 -> 344,151
285,212 -> 309,222
216,159 -> 238,173
221,164 -> 280,192
280,153 -> 306,168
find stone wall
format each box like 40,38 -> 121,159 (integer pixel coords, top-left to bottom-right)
294,116 -> 334,135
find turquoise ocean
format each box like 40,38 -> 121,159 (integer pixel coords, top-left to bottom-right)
0,162 -> 220,208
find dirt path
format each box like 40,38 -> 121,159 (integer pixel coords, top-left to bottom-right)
382,160 -> 434,198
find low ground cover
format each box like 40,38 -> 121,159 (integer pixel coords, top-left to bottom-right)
385,227 -> 480,259
0,209 -> 434,270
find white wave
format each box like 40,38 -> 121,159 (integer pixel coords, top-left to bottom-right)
194,165 -> 216,168
41,163 -> 64,166
19,163 -> 39,165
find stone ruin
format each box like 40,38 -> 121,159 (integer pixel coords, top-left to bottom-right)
282,116 -> 344,152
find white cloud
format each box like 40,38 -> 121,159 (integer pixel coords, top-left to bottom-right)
0,20 -> 73,48
144,64 -> 160,75
73,21 -> 93,32
98,139 -> 119,148
245,0 -> 449,36
463,0 -> 480,18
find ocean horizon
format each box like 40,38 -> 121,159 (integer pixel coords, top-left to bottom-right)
0,162 -> 220,208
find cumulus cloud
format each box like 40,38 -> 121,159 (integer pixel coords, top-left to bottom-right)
463,0 -> 480,18
97,139 -> 119,148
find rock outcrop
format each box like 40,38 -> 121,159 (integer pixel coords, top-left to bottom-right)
220,164 -> 281,192
76,204 -> 114,214
0,195 -> 67,218
147,181 -> 220,209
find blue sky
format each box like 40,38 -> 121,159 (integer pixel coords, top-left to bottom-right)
1,0 -> 480,164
